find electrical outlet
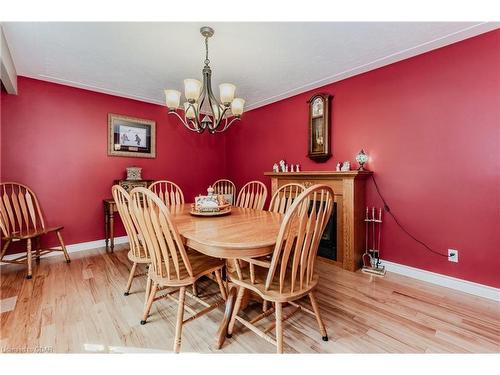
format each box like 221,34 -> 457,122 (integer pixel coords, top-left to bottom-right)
448,249 -> 459,263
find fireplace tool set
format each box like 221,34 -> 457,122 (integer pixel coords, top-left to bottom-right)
362,207 -> 386,276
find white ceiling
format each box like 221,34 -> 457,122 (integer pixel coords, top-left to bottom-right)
2,22 -> 498,110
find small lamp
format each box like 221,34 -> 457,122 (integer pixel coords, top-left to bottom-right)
356,149 -> 368,171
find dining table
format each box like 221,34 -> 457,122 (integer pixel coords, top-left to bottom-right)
168,203 -> 283,349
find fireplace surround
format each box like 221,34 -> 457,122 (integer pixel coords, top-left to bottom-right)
265,171 -> 372,271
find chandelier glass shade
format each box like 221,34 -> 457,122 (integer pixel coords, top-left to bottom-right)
164,26 -> 245,134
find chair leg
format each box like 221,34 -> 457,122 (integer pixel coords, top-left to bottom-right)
173,286 -> 186,353
140,281 -> 157,325
0,239 -> 11,261
275,302 -> 284,353
56,230 -> 71,263
309,292 -> 328,341
35,237 -> 41,264
214,269 -> 227,300
144,274 -> 152,307
124,262 -> 137,296
26,238 -> 33,279
227,286 -> 245,337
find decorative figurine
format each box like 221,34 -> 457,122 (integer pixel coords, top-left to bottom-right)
285,164 -> 289,172
356,149 -> 369,171
273,163 -> 279,173
341,161 -> 351,171
290,164 -> 295,172
336,162 -> 342,172
295,164 -> 300,172
279,160 -> 286,172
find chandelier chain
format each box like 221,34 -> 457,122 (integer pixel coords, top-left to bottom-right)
204,37 -> 210,65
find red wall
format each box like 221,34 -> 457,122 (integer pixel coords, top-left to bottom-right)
1,77 -> 227,248
2,31 -> 499,288
226,30 -> 500,288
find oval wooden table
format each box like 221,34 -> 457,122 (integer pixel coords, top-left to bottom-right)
169,204 -> 283,349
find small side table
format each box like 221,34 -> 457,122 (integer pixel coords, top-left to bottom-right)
103,198 -> 117,251
104,179 -> 154,251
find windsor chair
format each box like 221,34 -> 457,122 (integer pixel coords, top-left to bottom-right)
0,182 -> 70,279
235,181 -> 267,210
212,179 -> 236,204
129,187 -> 227,353
148,180 -> 184,206
227,184 -> 334,353
112,185 -> 151,299
268,183 -> 305,214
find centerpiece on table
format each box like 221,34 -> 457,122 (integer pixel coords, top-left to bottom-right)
190,186 -> 231,216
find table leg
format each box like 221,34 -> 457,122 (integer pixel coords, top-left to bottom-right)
215,286 -> 237,350
110,209 -> 115,252
104,204 -> 109,251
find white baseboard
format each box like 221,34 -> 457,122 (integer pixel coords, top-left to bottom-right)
380,259 -> 500,302
1,236 -> 129,262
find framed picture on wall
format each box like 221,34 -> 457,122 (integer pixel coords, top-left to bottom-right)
107,113 -> 156,158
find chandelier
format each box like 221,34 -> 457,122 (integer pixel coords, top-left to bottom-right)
164,26 -> 245,134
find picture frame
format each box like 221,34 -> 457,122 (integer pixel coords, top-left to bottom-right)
107,113 -> 156,158
307,93 -> 332,161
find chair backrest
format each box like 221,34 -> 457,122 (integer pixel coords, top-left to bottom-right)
148,180 -> 184,206
129,187 -> 193,282
268,183 -> 306,214
235,181 -> 268,210
0,182 -> 45,238
112,185 -> 147,260
265,184 -> 334,294
212,179 -> 236,204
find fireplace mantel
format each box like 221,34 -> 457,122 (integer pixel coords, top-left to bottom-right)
264,170 -> 372,271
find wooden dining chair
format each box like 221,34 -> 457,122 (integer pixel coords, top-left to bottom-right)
212,179 -> 236,204
0,182 -> 70,279
268,183 -> 305,214
112,185 -> 151,298
227,184 -> 334,353
129,187 -> 228,353
148,180 -> 184,206
235,181 -> 268,210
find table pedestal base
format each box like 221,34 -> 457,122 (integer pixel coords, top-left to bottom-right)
215,286 -> 237,349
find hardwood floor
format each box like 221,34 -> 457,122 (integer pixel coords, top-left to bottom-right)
1,244 -> 499,353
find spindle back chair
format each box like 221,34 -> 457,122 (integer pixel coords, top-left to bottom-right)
212,179 -> 236,204
235,181 -> 268,210
228,184 -> 334,353
268,183 -> 305,214
112,185 -> 151,297
0,182 -> 70,279
148,180 -> 184,206
129,187 -> 227,353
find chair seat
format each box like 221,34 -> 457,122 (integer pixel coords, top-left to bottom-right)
228,265 -> 319,303
149,248 -> 225,287
127,247 -> 150,263
3,226 -> 64,240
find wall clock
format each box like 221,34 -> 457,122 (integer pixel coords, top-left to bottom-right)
307,93 -> 332,161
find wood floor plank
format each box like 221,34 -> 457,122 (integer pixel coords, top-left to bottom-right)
1,244 -> 499,353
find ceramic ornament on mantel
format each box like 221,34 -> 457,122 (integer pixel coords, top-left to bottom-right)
341,161 -> 351,171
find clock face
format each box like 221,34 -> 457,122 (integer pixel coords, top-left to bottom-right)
312,97 -> 324,117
